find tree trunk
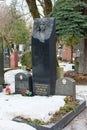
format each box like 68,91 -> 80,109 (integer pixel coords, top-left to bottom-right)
71,45 -> 73,63
26,0 -> 40,18
82,0 -> 87,74
43,0 -> 52,16
83,39 -> 87,74
77,0 -> 87,74
26,0 -> 52,18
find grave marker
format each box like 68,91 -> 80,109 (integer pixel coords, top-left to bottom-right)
4,47 -> 10,68
15,72 -> 32,94
32,18 -> 56,96
55,77 -> 76,99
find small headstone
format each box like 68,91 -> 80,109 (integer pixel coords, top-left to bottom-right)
55,77 -> 76,99
32,17 -> 56,96
15,72 -> 32,94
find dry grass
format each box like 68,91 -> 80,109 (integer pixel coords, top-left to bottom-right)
64,71 -> 87,85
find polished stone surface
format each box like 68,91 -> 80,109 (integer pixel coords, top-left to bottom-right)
15,72 -> 32,94
55,77 -> 76,99
32,18 -> 56,95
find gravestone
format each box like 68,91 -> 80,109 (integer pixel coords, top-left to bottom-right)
55,77 -> 76,99
10,51 -> 18,69
4,48 -> 10,68
15,72 -> 32,94
32,18 -> 56,96
0,37 -> 4,91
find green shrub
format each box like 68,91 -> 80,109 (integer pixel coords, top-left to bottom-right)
21,50 -> 32,68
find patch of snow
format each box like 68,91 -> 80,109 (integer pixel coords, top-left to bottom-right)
0,93 -> 65,122
59,62 -> 75,72
0,92 -> 65,130
0,120 -> 36,130
76,85 -> 87,105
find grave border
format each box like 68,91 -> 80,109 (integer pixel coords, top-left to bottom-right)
13,100 -> 86,130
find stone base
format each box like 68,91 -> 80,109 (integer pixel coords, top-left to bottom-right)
13,100 -> 86,130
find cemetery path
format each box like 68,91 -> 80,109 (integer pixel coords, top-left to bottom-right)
63,85 -> 87,130
62,107 -> 87,130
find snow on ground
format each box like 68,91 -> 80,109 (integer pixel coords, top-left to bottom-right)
2,68 -> 87,130
0,120 -> 36,130
0,92 -> 65,130
59,62 -> 75,72
1,69 -> 66,130
76,85 -> 87,104
0,93 -> 65,122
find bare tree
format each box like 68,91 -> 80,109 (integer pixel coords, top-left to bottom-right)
26,0 -> 40,18
26,0 -> 53,18
0,3 -> 12,47
0,1 -> 30,47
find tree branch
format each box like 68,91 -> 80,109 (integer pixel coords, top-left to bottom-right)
26,0 -> 40,18
43,0 -> 52,16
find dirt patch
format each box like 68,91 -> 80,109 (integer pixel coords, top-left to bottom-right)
64,71 -> 87,85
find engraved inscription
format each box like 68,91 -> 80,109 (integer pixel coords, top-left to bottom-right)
34,84 -> 48,95
15,82 -> 25,93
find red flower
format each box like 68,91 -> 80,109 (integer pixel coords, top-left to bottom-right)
21,92 -> 25,96
5,87 -> 11,94
24,88 -> 29,92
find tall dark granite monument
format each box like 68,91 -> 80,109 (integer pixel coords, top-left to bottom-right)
0,37 -> 4,91
32,18 -> 56,95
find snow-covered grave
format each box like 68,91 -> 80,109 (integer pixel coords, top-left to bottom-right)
0,69 -> 65,130
0,69 -> 85,130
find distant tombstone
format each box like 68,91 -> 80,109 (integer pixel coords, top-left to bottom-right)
4,48 -> 10,68
55,77 -> 76,99
15,72 -> 32,94
10,51 -> 18,69
0,37 -> 4,91
32,18 -> 56,96
19,44 -> 24,52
